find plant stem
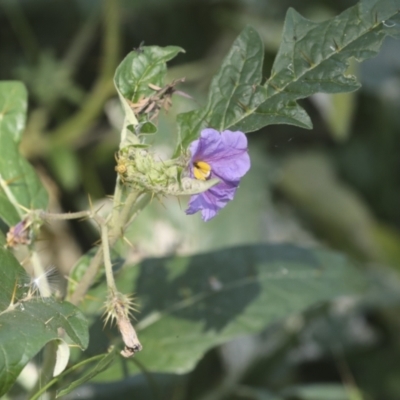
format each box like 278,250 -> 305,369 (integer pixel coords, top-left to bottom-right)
29,352 -> 111,400
38,210 -> 91,221
101,223 -> 117,293
67,190 -> 147,306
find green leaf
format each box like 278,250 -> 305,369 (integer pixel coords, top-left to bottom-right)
0,247 -> 89,396
0,81 -> 48,225
114,46 -> 184,101
176,26 -> 270,151
83,244 -> 367,381
56,349 -> 116,397
177,0 -> 400,149
114,46 -> 184,147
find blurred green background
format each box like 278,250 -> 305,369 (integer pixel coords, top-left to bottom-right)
1,0 -> 400,399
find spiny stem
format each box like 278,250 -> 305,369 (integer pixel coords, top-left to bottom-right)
101,223 -> 117,293
38,210 -> 91,221
68,190 -> 146,306
111,177 -> 125,223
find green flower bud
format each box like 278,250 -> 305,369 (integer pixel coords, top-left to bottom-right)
115,145 -> 219,196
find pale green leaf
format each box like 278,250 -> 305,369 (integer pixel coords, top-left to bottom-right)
0,81 -> 48,225
53,339 -> 71,377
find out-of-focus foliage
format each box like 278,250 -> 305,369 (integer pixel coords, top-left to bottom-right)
1,0 -> 400,399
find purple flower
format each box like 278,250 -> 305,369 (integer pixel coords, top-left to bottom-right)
185,128 -> 250,221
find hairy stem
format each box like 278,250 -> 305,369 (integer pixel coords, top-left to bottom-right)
67,190 -> 147,306
101,223 -> 117,293
38,210 -> 91,221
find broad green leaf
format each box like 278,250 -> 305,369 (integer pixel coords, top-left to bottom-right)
312,60 -> 358,142
114,46 -> 184,146
0,81 -> 48,225
114,46 -> 184,101
56,349 -> 116,397
176,26 -> 271,151
0,247 -> 89,396
177,0 -> 400,149
83,244 -> 367,381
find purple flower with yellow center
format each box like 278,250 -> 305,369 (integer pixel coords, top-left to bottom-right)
185,128 -> 250,221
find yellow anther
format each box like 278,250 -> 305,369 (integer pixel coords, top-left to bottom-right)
193,161 -> 211,181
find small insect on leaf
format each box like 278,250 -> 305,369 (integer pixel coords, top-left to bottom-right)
127,78 -> 186,120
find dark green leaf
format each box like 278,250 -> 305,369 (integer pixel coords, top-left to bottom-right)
139,121 -> 157,134
0,247 -> 89,396
177,0 -> 400,149
83,244 -> 367,381
176,26 -> 271,151
0,81 -> 48,225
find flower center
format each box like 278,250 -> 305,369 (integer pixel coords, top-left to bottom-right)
193,161 -> 211,180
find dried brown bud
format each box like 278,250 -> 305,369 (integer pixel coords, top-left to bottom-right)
103,291 -> 142,357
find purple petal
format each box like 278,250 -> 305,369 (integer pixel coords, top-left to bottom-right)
186,179 -> 239,221
186,128 -> 250,221
190,129 -> 250,183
